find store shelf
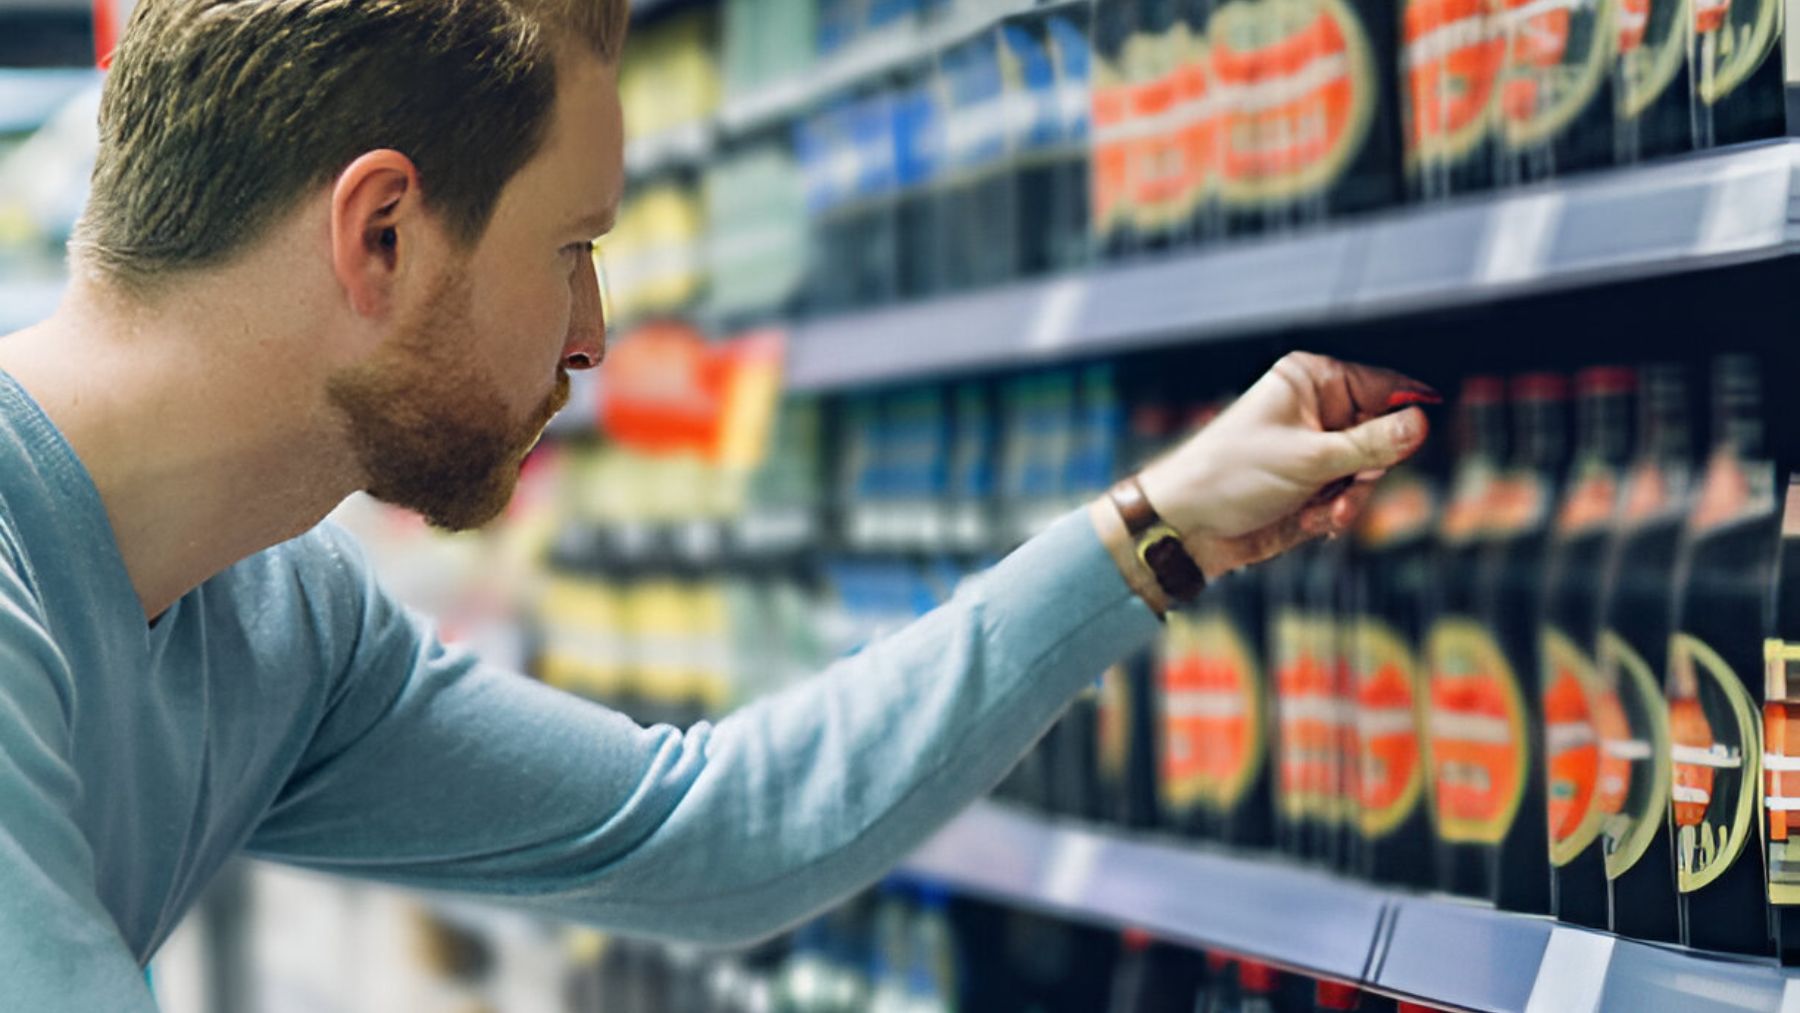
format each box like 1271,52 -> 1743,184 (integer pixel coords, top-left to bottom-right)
624,120 -> 715,179
900,800 -> 1800,1013
716,0 -> 1079,135
785,140 -> 1800,392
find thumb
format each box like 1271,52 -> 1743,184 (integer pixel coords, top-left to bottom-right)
1316,407 -> 1427,478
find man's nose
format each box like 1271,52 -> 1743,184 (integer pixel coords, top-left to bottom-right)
563,253 -> 606,371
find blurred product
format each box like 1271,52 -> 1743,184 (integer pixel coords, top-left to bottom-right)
1541,367 -> 1634,928
1348,460 -> 1437,889
1668,354 -> 1778,956
1425,376 -> 1513,898
1469,373 -> 1569,914
1402,0 -> 1503,198
1597,363 -> 1689,944
1687,0 -> 1785,147
1611,0 -> 1691,161
704,143 -> 809,322
1105,931 -> 1205,1013
1766,475 -> 1800,964
1492,0 -> 1616,182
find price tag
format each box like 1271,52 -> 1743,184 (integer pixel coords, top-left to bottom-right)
1027,278 -> 1088,353
1523,926 -> 1614,1013
1477,193 -> 1563,287
1040,829 -> 1102,908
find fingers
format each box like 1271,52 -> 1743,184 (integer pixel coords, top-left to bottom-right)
1316,407 -> 1429,478
1273,352 -> 1441,430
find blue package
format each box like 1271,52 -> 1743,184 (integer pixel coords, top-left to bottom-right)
941,34 -> 1008,174
1046,14 -> 1092,144
1000,22 -> 1060,154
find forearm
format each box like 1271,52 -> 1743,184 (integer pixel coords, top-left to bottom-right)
509,508 -> 1161,943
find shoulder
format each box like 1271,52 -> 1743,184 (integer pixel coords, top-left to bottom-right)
213,521 -> 388,671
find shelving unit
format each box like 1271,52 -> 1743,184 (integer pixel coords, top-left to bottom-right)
786,140 -> 1800,392
899,800 -> 1800,1013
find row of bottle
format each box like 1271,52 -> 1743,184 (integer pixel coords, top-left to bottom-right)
1018,355 -> 1800,962
559,882 -> 1440,1011
643,0 -> 1787,322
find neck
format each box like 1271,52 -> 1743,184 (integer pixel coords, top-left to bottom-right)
0,276 -> 360,621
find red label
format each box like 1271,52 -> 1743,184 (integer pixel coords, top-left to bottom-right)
1403,0 -> 1505,162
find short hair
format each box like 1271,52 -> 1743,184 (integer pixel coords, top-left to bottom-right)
70,0 -> 628,294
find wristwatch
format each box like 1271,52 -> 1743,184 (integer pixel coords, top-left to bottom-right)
1108,475 -> 1207,607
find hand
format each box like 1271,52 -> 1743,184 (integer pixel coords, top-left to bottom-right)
1138,352 -> 1437,578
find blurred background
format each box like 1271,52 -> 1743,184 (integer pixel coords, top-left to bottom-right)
8,0 -> 1800,1009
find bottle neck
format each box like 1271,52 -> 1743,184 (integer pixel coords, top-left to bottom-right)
1577,390 -> 1633,468
1637,365 -> 1692,466
1458,399 -> 1507,465
1514,395 -> 1569,474
1713,357 -> 1764,461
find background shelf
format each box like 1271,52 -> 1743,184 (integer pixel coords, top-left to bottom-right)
786,141 -> 1800,392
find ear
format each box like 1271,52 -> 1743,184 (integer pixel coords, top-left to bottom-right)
329,150 -> 425,319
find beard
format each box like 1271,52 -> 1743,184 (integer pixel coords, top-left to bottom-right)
326,268 -> 571,532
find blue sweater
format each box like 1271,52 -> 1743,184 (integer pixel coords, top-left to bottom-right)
0,371 -> 1160,1008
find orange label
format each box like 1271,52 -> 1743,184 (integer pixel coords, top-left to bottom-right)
1354,619 -> 1425,838
1403,0 -> 1505,162
1211,0 -> 1376,203
1555,472 -> 1618,536
1618,0 -> 1649,50
1092,73 -> 1136,234
1426,618 -> 1528,844
1667,633 -> 1759,894
1161,612 -> 1265,811
1764,643 -> 1800,904
1486,473 -> 1549,533
1275,613 -> 1340,823
1358,475 -> 1436,548
1544,627 -> 1606,864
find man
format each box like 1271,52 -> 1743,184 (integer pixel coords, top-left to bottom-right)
0,0 -> 1431,1006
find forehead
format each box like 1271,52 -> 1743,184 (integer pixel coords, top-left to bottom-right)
495,53 -> 624,228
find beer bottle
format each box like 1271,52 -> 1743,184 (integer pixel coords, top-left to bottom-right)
1597,363 -> 1691,944
1350,459 -> 1440,890
1668,354 -> 1778,956
1426,376 -> 1509,898
1541,367 -> 1635,929
1473,373 -> 1571,914
1763,475 -> 1800,964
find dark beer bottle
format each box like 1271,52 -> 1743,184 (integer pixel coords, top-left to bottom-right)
1349,459 -> 1440,890
1542,367 -> 1635,929
1762,475 -> 1800,964
1426,376 -> 1510,898
1668,354 -> 1778,956
1597,362 -> 1691,944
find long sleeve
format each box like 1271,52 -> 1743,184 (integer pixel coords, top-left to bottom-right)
0,553 -> 160,1010
245,509 -> 1161,944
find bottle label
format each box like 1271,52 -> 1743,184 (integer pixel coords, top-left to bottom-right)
1544,626 -> 1608,864
1691,0 -> 1779,103
1495,0 -> 1613,147
1667,632 -> 1760,893
1556,470 -> 1619,536
1160,611 -> 1266,812
1402,0 -> 1506,166
1426,617 -> 1528,844
1091,57 -> 1136,236
1097,662 -> 1133,789
1275,611 -> 1342,825
1615,0 -> 1686,118
1598,630 -> 1673,879
1210,0 -> 1379,204
1358,474 -> 1436,547
1763,641 -> 1800,904
1354,618 -> 1426,838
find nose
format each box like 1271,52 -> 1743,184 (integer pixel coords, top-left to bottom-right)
563,252 -> 606,371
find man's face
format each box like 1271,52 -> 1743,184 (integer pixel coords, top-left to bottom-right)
328,51 -> 622,531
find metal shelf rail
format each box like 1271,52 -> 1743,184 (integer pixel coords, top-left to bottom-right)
786,141 -> 1800,392
898,800 -> 1800,1013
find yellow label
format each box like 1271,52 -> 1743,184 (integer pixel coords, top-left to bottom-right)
1353,618 -> 1426,839
1426,617 -> 1529,844
1599,630 -> 1674,881
1544,626 -> 1608,865
1161,611 -> 1266,811
1667,633 -> 1761,894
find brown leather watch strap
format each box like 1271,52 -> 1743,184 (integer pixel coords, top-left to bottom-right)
1108,476 -> 1206,606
